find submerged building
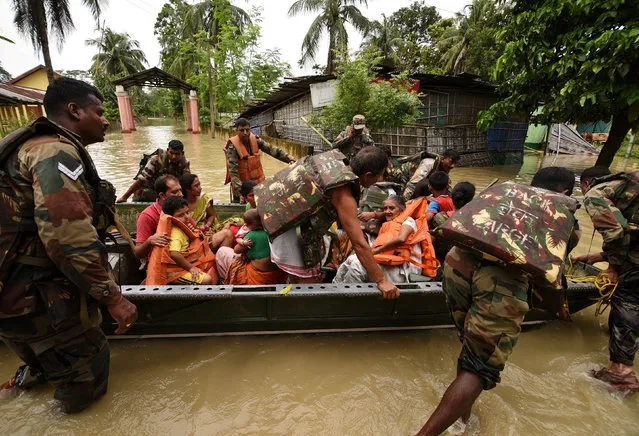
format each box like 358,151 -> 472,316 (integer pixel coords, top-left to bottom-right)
239,72 -> 527,166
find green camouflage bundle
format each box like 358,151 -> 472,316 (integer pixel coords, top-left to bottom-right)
256,149 -> 358,238
433,182 -> 578,290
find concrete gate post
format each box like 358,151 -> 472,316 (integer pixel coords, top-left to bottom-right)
189,90 -> 200,134
115,85 -> 132,133
184,96 -> 192,132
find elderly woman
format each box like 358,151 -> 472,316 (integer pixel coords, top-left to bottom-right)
334,195 -> 427,284
180,174 -> 217,229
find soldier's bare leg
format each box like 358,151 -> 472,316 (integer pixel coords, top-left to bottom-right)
416,370 -> 483,436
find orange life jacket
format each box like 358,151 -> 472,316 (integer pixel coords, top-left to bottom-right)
146,213 -> 215,285
372,197 -> 439,277
224,134 -> 265,185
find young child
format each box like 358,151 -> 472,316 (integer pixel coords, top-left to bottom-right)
431,181 -> 476,263
162,196 -> 217,285
424,171 -> 453,223
217,209 -> 286,284
240,180 -> 257,210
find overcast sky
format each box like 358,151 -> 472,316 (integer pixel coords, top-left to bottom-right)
0,0 -> 468,79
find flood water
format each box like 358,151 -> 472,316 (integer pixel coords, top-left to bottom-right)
1,120 -> 638,435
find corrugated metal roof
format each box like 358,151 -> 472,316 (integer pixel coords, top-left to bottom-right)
112,67 -> 194,92
239,74 -> 335,119
0,83 -> 45,105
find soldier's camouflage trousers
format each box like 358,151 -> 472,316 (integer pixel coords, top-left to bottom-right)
443,247 -> 530,390
608,264 -> 639,366
0,303 -> 110,413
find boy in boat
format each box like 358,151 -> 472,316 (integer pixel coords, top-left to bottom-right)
162,196 -> 217,285
241,180 -> 257,210
424,171 -> 454,224
219,209 -> 287,285
417,167 -> 577,436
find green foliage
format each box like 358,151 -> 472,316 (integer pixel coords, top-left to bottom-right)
478,0 -> 639,129
437,0 -> 508,80
155,1 -> 289,119
86,28 -> 147,79
0,113 -> 36,138
0,61 -> 11,82
10,0 -> 106,81
288,0 -> 371,74
478,0 -> 638,167
313,55 -> 421,135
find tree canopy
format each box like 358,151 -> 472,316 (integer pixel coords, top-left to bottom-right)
313,55 -> 421,135
479,0 -> 639,167
10,0 -> 105,83
289,0 -> 371,74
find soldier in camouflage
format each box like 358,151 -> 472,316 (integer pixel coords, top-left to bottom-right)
0,78 -> 137,413
255,146 -> 399,299
574,166 -> 639,390
225,118 -> 295,203
332,114 -> 375,161
402,148 -> 460,200
418,167 -> 577,436
116,140 -> 190,203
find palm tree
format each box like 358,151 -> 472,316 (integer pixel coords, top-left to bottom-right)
438,0 -> 496,75
86,29 -> 147,78
361,14 -> 403,69
181,0 -> 251,137
11,0 -> 105,84
288,0 -> 371,74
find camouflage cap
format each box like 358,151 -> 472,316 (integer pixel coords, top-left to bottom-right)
352,114 -> 366,129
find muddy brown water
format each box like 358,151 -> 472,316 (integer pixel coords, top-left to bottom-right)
1,121 -> 638,435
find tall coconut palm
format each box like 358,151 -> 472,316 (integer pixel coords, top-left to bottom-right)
288,0 -> 371,74
182,0 -> 251,137
438,0 -> 496,75
86,28 -> 147,78
11,0 -> 106,84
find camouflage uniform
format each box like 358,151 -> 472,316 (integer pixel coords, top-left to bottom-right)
255,149 -> 359,275
443,246 -> 530,389
402,157 -> 440,200
332,126 -> 375,161
0,118 -> 121,412
227,136 -> 294,203
134,149 -> 190,202
583,174 -> 639,366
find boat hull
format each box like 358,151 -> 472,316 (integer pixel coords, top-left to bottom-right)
103,282 -> 599,338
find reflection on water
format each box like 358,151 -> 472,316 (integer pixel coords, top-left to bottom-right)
90,121 -> 288,204
2,122 -> 638,434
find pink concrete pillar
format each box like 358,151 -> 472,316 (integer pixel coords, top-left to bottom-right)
125,95 -> 136,131
189,90 -> 200,134
115,85 -> 132,133
184,97 -> 192,132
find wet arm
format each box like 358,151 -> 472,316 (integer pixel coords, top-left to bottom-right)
25,142 -> 121,304
227,145 -> 243,196
205,201 -> 217,227
332,130 -> 351,150
258,137 -> 295,163
117,178 -> 145,202
331,186 -> 385,283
